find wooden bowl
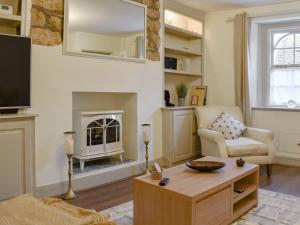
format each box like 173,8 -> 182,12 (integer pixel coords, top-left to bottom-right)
186,160 -> 225,172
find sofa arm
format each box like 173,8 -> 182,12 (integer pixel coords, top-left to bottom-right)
244,127 -> 275,143
198,128 -> 225,143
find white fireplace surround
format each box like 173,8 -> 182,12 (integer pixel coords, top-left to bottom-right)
73,110 -> 125,170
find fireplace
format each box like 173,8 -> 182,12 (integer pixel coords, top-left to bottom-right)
73,110 -> 124,170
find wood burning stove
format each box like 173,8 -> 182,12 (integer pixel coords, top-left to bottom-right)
73,110 -> 124,171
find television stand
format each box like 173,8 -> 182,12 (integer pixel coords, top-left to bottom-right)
0,109 -> 19,114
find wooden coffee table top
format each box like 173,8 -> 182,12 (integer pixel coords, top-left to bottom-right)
135,156 -> 259,200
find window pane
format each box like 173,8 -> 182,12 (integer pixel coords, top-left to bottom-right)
269,67 -> 300,106
273,49 -> 294,65
296,49 -> 300,64
273,33 -> 289,47
296,33 -> 300,48
274,33 -> 294,48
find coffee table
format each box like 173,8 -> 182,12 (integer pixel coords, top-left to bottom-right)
134,156 -> 259,225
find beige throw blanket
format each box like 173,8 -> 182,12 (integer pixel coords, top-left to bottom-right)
0,195 -> 116,225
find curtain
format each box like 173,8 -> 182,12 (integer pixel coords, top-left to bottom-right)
234,13 -> 251,125
270,67 -> 300,106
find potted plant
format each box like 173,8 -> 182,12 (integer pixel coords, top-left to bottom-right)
176,83 -> 188,106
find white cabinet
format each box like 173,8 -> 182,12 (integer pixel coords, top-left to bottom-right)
277,132 -> 300,159
162,108 -> 199,166
0,114 -> 36,201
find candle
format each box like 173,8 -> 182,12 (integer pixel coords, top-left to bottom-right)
64,132 -> 75,155
142,124 -> 151,143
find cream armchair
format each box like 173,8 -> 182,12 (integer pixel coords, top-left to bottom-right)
195,105 -> 275,176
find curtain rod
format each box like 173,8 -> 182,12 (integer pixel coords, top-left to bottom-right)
227,9 -> 300,22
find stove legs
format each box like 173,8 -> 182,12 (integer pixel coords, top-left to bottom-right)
80,159 -> 85,171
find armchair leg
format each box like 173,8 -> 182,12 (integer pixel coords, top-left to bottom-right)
266,164 -> 272,177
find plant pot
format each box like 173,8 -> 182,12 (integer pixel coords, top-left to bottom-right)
178,98 -> 185,106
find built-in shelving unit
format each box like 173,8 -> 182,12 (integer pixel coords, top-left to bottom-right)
0,0 -> 27,35
163,9 -> 204,107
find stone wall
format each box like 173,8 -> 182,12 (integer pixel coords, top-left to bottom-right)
30,0 -> 160,61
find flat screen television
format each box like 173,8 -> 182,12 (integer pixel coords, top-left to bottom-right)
0,34 -> 31,113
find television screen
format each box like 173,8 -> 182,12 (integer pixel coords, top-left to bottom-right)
0,34 -> 31,109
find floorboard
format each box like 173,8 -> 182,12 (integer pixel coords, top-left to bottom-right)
66,164 -> 300,211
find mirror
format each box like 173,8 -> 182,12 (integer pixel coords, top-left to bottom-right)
64,0 -> 146,62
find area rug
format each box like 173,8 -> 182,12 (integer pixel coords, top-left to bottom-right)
101,189 -> 300,225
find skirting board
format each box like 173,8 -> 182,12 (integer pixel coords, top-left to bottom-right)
274,157 -> 300,167
35,158 -> 163,198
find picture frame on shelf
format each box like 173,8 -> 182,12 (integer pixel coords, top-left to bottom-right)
191,95 -> 199,105
190,86 -> 207,106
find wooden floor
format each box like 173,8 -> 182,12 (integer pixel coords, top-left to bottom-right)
67,164 -> 300,211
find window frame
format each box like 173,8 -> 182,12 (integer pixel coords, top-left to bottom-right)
265,26 -> 300,107
270,28 -> 300,69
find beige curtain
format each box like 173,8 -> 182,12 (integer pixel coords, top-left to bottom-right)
234,13 -> 251,125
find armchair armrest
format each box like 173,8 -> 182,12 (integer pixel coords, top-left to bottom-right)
198,128 -> 225,143
197,128 -> 228,158
244,127 -> 275,143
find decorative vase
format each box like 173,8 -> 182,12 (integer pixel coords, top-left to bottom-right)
178,98 -> 185,106
236,158 -> 245,167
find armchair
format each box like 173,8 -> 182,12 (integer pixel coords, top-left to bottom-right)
195,105 -> 275,176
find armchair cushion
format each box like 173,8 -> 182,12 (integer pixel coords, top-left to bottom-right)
226,137 -> 269,157
208,112 -> 246,140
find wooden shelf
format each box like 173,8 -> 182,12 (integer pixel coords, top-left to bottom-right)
0,13 -> 21,22
165,46 -> 202,56
165,24 -> 202,39
233,184 -> 257,204
233,196 -> 257,221
164,69 -> 202,76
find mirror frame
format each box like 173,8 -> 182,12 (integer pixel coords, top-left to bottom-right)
63,0 -> 147,63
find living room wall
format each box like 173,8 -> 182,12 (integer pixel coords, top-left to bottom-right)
204,1 -> 300,105
204,1 -> 300,165
25,0 -> 164,189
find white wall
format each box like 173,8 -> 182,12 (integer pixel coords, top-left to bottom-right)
28,44 -> 163,187
204,1 -> 300,105
204,1 -> 300,164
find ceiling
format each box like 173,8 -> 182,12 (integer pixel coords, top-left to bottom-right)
173,0 -> 300,12
69,0 -> 145,34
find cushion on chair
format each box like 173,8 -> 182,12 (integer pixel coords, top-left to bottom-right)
195,105 -> 244,129
207,112 -> 246,139
226,137 -> 269,157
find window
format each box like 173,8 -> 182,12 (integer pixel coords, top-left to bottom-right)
269,29 -> 300,107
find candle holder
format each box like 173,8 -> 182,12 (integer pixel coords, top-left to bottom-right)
142,124 -> 151,175
144,141 -> 150,175
63,153 -> 77,200
63,131 -> 76,200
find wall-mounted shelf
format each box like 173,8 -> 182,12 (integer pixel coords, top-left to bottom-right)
165,46 -> 202,56
0,13 -> 21,22
164,69 -> 202,76
165,24 -> 202,39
